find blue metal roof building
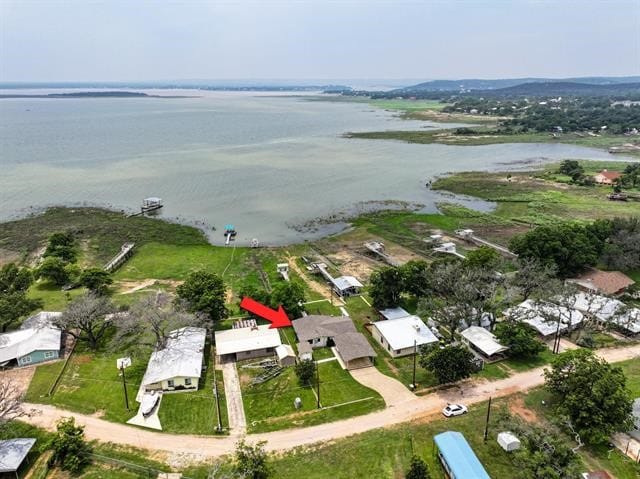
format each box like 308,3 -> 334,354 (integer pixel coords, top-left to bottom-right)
433,431 -> 491,479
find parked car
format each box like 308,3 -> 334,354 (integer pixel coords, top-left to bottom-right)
442,403 -> 468,417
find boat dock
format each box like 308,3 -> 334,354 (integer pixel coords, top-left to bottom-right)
454,229 -> 518,258
363,241 -> 400,266
104,242 -> 136,272
224,225 -> 237,246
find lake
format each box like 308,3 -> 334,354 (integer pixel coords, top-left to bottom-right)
0,91 -> 632,245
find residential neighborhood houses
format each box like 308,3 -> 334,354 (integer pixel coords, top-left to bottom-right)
2,213 -> 640,479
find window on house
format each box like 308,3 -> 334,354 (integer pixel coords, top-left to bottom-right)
21,355 -> 32,364
185,378 -> 192,386
44,351 -> 55,359
167,379 -> 175,388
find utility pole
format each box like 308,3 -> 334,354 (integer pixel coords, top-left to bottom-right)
316,360 -> 321,409
412,340 -> 417,389
120,365 -> 130,411
553,313 -> 563,354
483,396 -> 492,442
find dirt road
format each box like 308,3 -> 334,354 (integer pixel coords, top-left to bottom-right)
19,344 -> 640,459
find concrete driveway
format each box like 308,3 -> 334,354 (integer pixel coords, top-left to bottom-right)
220,361 -> 247,434
349,366 -> 415,407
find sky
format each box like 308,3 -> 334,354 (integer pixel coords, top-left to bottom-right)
1,0 -> 639,82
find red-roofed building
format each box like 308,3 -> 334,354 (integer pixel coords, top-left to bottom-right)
594,169 -> 622,185
568,268 -> 636,296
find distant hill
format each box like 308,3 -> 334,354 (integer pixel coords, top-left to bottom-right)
0,91 -> 197,99
397,76 -> 640,92
473,81 -> 640,97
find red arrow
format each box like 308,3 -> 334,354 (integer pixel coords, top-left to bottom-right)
239,297 -> 291,328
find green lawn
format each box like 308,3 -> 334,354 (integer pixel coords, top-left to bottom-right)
25,344 -> 227,435
239,359 -> 384,433
617,358 -> 640,397
348,128 -> 640,156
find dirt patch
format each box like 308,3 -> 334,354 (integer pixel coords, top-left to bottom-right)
74,354 -> 92,365
329,250 -> 376,281
509,396 -> 539,423
116,279 -> 183,295
0,366 -> 36,395
0,248 -> 21,266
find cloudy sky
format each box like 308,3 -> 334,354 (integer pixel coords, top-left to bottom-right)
1,0 -> 639,82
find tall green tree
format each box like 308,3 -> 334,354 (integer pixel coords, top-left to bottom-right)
400,260 -> 431,298
44,231 -> 77,263
0,264 -> 42,332
37,256 -> 70,286
294,359 -> 316,386
269,281 -> 306,319
494,322 -> 545,359
419,344 -> 475,384
176,270 -> 228,322
465,246 -> 500,269
78,268 -> 113,295
48,417 -> 92,474
510,223 -> 605,277
369,266 -> 404,309
233,440 -> 271,479
544,349 -> 633,444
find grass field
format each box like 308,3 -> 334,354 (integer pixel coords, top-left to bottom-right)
240,358 -> 384,433
25,344 -> 228,435
185,392 -> 638,479
348,128 -> 640,155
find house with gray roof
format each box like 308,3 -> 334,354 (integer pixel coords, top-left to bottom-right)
292,315 -> 376,369
141,327 -> 206,394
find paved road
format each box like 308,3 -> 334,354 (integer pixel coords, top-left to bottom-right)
220,361 -> 247,434
19,344 -> 640,459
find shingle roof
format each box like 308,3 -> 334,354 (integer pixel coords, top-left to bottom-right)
292,315 -> 357,342
569,269 -> 635,295
0,438 -> 36,472
333,332 -> 377,363
141,327 -> 206,386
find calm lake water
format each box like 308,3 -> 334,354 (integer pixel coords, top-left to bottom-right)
0,91 -> 633,245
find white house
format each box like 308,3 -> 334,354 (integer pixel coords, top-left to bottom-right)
275,344 -> 296,367
0,312 -> 62,367
505,300 -> 582,337
371,315 -> 439,357
459,326 -> 508,361
141,327 -> 206,393
378,307 -> 411,321
215,324 -> 282,362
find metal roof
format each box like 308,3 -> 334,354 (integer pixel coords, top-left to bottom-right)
0,313 -> 62,364
460,326 -> 508,357
215,324 -> 281,356
378,307 -> 411,321
333,276 -> 363,291
275,344 -> 295,359
0,438 -> 36,472
141,327 -> 206,386
373,316 -> 438,350
434,431 -> 491,479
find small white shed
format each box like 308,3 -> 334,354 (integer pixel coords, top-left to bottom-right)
275,344 -> 296,367
497,432 -> 521,452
